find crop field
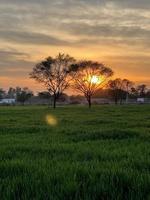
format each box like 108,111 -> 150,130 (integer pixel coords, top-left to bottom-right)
0,105 -> 150,200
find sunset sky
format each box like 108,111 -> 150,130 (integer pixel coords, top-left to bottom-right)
0,0 -> 150,92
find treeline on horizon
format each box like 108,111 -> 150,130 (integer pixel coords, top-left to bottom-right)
0,83 -> 150,105
0,53 -> 150,108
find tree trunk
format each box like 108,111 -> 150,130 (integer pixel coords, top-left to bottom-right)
115,96 -> 118,105
87,96 -> 91,108
126,92 -> 129,104
120,98 -> 123,105
114,91 -> 118,105
119,91 -> 123,105
53,95 -> 56,109
115,93 -> 118,105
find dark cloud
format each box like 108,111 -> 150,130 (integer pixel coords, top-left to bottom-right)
0,30 -> 70,46
1,0 -> 150,9
0,49 -> 35,76
0,50 -> 28,57
110,0 -> 150,9
62,23 -> 150,39
0,0 -> 150,50
0,49 -> 30,65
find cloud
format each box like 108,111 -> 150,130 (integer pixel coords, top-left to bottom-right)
0,30 -> 71,46
61,23 -> 150,38
0,49 -> 30,66
1,0 -> 150,9
0,49 -> 35,77
0,50 -> 28,57
0,0 -> 150,89
110,0 -> 150,9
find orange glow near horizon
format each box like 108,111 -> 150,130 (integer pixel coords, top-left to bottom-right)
1,64 -> 150,94
0,35 -> 150,91
0,1 -> 150,91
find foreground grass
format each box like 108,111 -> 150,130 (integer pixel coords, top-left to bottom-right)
0,105 -> 150,200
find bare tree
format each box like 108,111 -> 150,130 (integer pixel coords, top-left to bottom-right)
107,78 -> 133,104
137,84 -> 147,97
30,53 -> 75,108
122,79 -> 134,104
70,61 -> 113,108
16,87 -> 33,105
107,78 -> 124,104
0,88 -> 5,99
7,87 -> 16,98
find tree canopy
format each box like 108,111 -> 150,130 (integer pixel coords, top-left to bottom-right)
70,60 -> 113,107
30,53 -> 75,108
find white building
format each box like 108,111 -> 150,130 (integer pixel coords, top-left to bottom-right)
0,98 -> 16,104
137,98 -> 145,103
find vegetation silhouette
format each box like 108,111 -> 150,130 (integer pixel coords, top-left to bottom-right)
70,60 -> 113,108
30,53 -> 75,108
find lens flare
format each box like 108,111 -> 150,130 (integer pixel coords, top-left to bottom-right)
46,115 -> 57,126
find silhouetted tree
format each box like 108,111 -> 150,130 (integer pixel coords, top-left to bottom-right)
107,78 -> 133,104
69,95 -> 84,104
0,88 -> 5,99
7,87 -> 16,98
137,84 -> 147,97
57,93 -> 69,102
122,79 -> 134,103
129,85 -> 150,99
130,87 -> 138,98
16,87 -> 33,105
107,79 -> 124,104
38,91 -> 51,99
70,61 -> 113,108
93,88 -> 109,98
146,89 -> 150,98
30,53 -> 75,108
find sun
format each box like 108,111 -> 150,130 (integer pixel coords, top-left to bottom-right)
90,75 -> 101,84
91,76 -> 99,84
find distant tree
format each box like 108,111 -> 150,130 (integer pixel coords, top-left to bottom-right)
30,53 -> 75,108
57,93 -> 69,102
16,87 -> 33,105
0,88 -> 5,99
107,79 -> 125,104
130,87 -> 138,98
69,95 -> 84,104
7,87 -> 16,98
93,88 -> 109,98
122,79 -> 134,103
70,61 -> 113,108
107,78 -> 133,104
137,84 -> 147,97
38,91 -> 51,99
146,89 -> 150,98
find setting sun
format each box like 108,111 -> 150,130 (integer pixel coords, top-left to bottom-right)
90,76 -> 102,84
90,76 -> 99,84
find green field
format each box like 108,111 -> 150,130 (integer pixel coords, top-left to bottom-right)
0,105 -> 150,200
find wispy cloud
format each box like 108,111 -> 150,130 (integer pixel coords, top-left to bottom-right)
0,30 -> 71,46
0,0 -> 150,89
